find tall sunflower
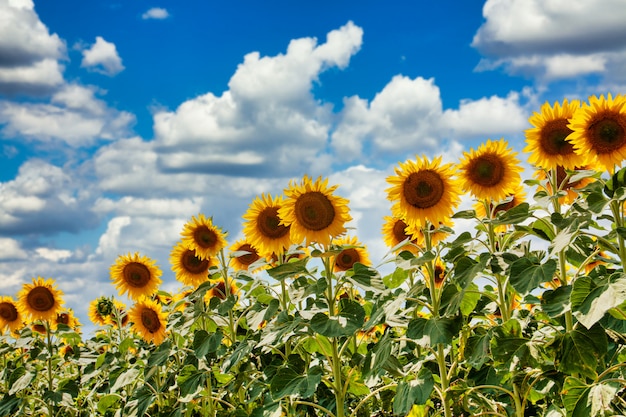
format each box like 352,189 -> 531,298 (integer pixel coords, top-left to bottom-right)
569,93 -> 626,173
110,252 -> 162,301
17,277 -> 64,322
534,164 -> 597,204
170,241 -> 214,288
386,156 -> 461,227
458,139 -> 523,202
242,194 -> 293,256
332,235 -> 372,272
128,297 -> 168,345
423,258 -> 447,289
279,176 -> 352,247
0,296 -> 24,334
180,214 -> 228,260
381,216 -> 420,254
89,297 -> 114,326
474,183 -> 527,218
525,99 -> 587,170
52,309 -> 80,331
405,219 -> 453,247
229,240 -> 263,272
205,278 -> 240,301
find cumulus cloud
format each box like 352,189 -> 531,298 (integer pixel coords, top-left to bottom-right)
142,7 -> 169,20
81,36 -> 125,76
0,159 -> 101,236
472,0 -> 626,82
152,21 -> 363,177
0,0 -> 65,93
0,84 -> 135,147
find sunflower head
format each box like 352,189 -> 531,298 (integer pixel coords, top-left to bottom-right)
17,277 -> 64,322
534,165 -> 597,204
128,297 -> 168,345
89,297 -> 114,326
170,241 -> 215,288
52,309 -> 79,331
110,252 -> 162,301
569,93 -> 626,173
458,139 -> 523,202
405,219 -> 453,248
381,216 -> 420,254
423,258 -> 447,289
205,278 -> 240,301
386,155 -> 461,228
180,214 -> 228,260
279,176 -> 352,247
229,240 -> 263,272
332,235 -> 372,272
525,99 -> 587,170
243,194 -> 293,256
0,296 -> 24,334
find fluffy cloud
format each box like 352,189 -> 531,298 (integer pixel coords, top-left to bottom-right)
472,0 -> 626,82
0,84 -> 135,147
152,21 -> 363,177
142,7 -> 169,20
81,36 -> 125,76
0,0 -> 65,93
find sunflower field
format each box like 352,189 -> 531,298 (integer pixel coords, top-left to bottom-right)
2,93 -> 626,417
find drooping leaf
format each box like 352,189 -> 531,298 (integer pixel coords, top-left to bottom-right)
492,202 -> 530,225
266,258 -> 310,281
348,262 -> 386,291
571,273 -> 626,328
392,368 -> 434,415
310,299 -> 365,338
562,377 -> 591,417
177,364 -> 206,398
269,365 -> 322,400
509,258 -> 557,295
465,330 -> 492,369
556,324 -> 607,380
406,315 -> 462,347
541,286 -> 572,318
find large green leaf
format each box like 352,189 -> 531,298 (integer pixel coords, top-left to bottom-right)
492,202 -> 530,225
452,255 -> 488,289
177,364 -> 206,398
541,286 -> 572,318
406,315 -> 462,347
571,273 -> 626,329
465,330 -> 492,369
348,263 -> 386,291
310,299 -> 365,337
147,340 -> 172,368
266,258 -> 310,281
269,365 -> 322,400
392,368 -> 434,415
221,341 -> 254,373
509,258 -> 556,295
555,324 -> 607,380
193,329 -> 223,358
383,267 -> 408,289
125,385 -> 155,417
562,377 -> 591,417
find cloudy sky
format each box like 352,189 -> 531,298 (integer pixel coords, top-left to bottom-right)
1,0 -> 625,334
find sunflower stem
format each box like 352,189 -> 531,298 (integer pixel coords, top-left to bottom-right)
218,249 -> 237,343
45,321 -> 55,417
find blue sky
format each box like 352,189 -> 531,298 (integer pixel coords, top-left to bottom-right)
1,0 -> 625,334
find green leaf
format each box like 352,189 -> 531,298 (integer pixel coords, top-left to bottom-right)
406,315 -> 462,347
266,258 -> 309,281
509,258 -> 557,295
392,368 -> 434,415
550,225 -> 579,255
177,365 -> 206,398
492,202 -> 530,225
221,341 -> 254,373
97,394 -> 122,414
452,210 -> 476,219
465,330 -> 492,369
383,267 -> 408,289
0,395 -> 20,417
541,286 -> 572,318
310,299 -> 365,337
452,255 -> 488,289
562,377 -> 591,417
571,273 -> 626,328
125,386 -> 155,417
556,324 -> 607,380
348,263 -> 386,291
589,382 -> 619,416
147,340 -> 172,368
269,366 -> 322,400
111,368 -> 141,393
9,368 -> 35,395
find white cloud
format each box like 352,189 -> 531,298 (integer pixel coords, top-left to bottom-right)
472,0 -> 626,82
142,7 -> 169,20
81,36 -> 125,76
152,21 -> 363,177
0,0 -> 65,93
0,84 -> 135,147
0,238 -> 26,260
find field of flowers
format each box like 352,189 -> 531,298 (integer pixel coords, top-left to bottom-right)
2,93 -> 626,416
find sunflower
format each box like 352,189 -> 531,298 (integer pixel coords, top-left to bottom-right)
381,216 -> 420,254
474,183 -> 527,218
331,235 -> 372,272
0,296 -> 24,334
110,252 -> 162,301
569,93 -> 626,173
423,258 -> 447,289
112,300 -> 129,328
405,219 -> 453,248
386,156 -> 461,227
534,164 -> 597,204
89,297 -> 114,326
52,309 -> 79,331
457,139 -> 523,202
229,240 -> 263,272
128,297 -> 168,345
170,241 -> 215,288
243,194 -> 293,256
205,278 -> 240,301
525,99 -> 587,170
279,176 -> 352,247
180,214 -> 228,260
17,277 -> 64,322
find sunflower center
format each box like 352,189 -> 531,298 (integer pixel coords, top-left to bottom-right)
27,287 -> 55,312
33,323 -> 47,334
194,226 -> 218,248
0,302 -> 18,322
589,115 -> 626,153
392,219 -> 410,242
540,119 -> 574,155
434,265 -> 446,286
182,250 -> 210,274
259,207 -> 290,238
235,244 -> 260,266
123,262 -> 152,288
294,191 -> 336,231
403,171 -> 444,209
97,298 -> 114,316
467,154 -> 505,187
335,248 -> 359,271
141,308 -> 161,333
57,312 -> 70,325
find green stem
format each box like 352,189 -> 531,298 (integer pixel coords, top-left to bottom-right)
436,344 -> 451,417
45,321 -> 55,417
